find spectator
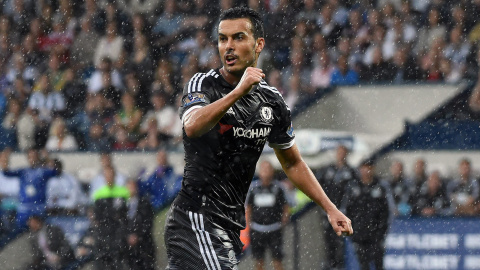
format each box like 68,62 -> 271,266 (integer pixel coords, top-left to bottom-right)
443,26 -> 470,82
139,149 -> 181,211
137,117 -> 162,151
264,0 -> 295,68
74,207 -> 96,261
416,8 -> 447,55
360,46 -> 396,82
130,33 -> 153,86
94,0 -> 132,37
382,160 -> 412,216
29,73 -> 66,122
391,47 -> 422,84
124,72 -> 148,110
410,158 -> 428,197
150,58 -> 178,105
99,71 -> 122,110
141,91 -> 180,142
342,161 -> 391,270
16,107 -> 36,151
0,149 -> 59,230
316,3 -> 343,47
88,57 -> 124,95
112,126 -> 136,151
330,54 -> 359,86
117,0 -> 161,17
46,159 -> 86,215
246,160 -> 289,270
25,215 -> 75,270
70,16 -> 101,72
92,166 -> 129,270
310,50 -> 335,90
84,93 -> 115,128
42,16 -> 73,61
152,0 -> 185,51
0,161 -> 19,238
85,122 -> 112,152
125,180 -> 156,270
45,118 -> 78,152
314,145 -> 358,269
93,21 -> 124,68
411,170 -> 451,217
113,92 -> 143,142
1,98 -> 20,150
89,153 -> 127,199
281,49 -> 311,98
447,158 -> 480,216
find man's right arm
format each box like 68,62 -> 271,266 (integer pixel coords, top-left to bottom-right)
183,67 -> 265,138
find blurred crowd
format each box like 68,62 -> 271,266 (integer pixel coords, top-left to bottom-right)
0,149 -> 182,269
0,0 -> 479,151
311,145 -> 480,269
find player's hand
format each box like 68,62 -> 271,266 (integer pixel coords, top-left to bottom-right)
235,67 -> 265,96
327,209 -> 353,237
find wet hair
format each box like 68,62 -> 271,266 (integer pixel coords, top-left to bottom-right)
219,7 -> 264,39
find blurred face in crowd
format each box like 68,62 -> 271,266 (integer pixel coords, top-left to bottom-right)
28,217 -> 43,233
359,164 -> 374,184
336,145 -> 348,166
104,166 -> 115,187
414,159 -> 426,178
100,153 -> 112,169
390,161 -> 403,180
427,171 -> 441,193
151,94 -> 166,110
459,160 -> 471,180
428,9 -> 440,27
259,160 -> 274,186
157,150 -> 168,166
218,17 -> 264,77
89,123 -> 103,139
337,54 -> 348,73
27,149 -> 39,167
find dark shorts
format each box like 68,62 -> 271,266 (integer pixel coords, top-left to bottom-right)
250,229 -> 283,260
164,205 -> 240,270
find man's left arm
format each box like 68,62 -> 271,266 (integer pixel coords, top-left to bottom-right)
274,144 -> 353,236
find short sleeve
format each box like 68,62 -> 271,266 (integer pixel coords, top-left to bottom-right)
268,101 -> 295,149
179,72 -> 216,123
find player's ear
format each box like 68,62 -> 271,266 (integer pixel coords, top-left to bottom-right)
255,38 -> 265,54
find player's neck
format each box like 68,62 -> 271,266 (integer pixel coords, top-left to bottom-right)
219,67 -> 241,86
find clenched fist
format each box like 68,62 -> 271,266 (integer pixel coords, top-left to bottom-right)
234,67 -> 265,96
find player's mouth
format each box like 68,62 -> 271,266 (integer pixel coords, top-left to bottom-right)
225,54 -> 238,66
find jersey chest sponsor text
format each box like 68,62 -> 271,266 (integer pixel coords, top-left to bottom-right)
232,126 -> 271,139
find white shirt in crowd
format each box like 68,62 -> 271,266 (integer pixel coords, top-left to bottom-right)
47,172 -> 87,211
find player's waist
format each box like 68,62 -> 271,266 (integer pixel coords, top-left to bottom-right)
174,191 -> 245,230
250,222 -> 282,232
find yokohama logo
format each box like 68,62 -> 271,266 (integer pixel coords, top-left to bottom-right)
233,127 -> 271,139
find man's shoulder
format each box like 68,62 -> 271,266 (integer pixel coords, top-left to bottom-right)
257,80 -> 284,100
185,69 -> 221,91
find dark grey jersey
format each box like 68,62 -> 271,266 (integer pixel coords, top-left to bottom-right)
175,68 -> 295,230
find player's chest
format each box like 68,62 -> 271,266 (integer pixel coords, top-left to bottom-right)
216,93 -> 276,142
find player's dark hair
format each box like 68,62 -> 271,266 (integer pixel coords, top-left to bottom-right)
219,7 -> 264,39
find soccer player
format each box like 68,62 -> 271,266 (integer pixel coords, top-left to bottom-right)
165,7 -> 353,270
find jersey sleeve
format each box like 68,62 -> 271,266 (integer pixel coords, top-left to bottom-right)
178,72 -> 216,123
268,101 -> 295,149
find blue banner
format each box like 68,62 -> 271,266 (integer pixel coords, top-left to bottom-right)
346,217 -> 480,270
